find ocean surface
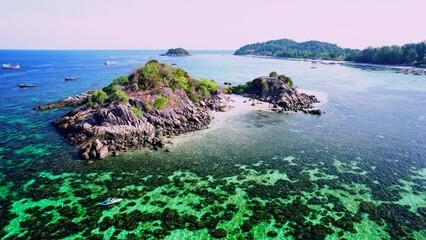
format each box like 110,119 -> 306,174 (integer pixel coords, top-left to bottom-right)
0,50 -> 425,239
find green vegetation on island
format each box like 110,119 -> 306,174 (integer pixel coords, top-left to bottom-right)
36,60 -> 227,161
154,97 -> 170,110
160,48 -> 191,56
85,60 -> 217,107
230,71 -> 320,114
231,72 -> 293,94
347,41 -> 426,67
131,106 -> 143,117
235,39 -> 355,60
236,38 -> 426,67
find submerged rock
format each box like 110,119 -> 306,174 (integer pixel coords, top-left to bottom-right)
211,228 -> 227,238
34,93 -> 90,110
267,230 -> 278,237
303,108 -> 322,115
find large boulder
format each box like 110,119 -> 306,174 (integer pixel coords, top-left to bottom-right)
98,146 -> 109,160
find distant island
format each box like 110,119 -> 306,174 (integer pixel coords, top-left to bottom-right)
36,62 -> 319,161
347,42 -> 426,67
160,48 -> 191,56
235,38 -> 426,67
235,39 -> 355,60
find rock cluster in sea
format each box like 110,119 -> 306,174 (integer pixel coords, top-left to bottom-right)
34,93 -> 90,110
235,74 -> 321,114
35,64 -> 321,161
38,91 -> 228,162
36,61 -> 229,161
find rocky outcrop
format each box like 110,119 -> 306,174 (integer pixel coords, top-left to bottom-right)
34,93 -> 90,110
303,108 -> 322,115
34,61 -> 237,161
204,92 -> 232,112
35,63 -> 320,162
238,75 -> 320,114
37,91 -> 228,162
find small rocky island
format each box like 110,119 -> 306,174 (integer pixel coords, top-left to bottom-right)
231,72 -> 321,114
36,62 -> 319,161
160,48 -> 191,56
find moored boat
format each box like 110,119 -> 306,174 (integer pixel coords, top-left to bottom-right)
18,83 -> 37,88
2,63 -> 20,69
104,61 -> 113,65
64,77 -> 79,81
101,198 -> 123,206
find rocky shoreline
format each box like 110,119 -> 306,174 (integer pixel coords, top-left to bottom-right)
232,74 -> 321,115
37,91 -> 229,163
36,63 -> 320,162
35,93 -> 90,110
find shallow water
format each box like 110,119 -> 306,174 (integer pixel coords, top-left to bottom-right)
0,50 -> 425,239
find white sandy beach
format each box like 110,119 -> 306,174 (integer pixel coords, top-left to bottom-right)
169,91 -> 327,147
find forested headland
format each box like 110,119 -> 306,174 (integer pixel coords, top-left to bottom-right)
235,39 -> 354,60
347,42 -> 426,67
235,39 -> 426,67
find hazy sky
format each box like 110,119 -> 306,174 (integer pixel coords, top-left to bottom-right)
1,0 -> 425,50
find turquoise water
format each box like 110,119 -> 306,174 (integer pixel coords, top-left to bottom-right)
0,50 -> 425,239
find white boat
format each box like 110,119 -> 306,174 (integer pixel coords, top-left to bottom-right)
104,61 -> 113,65
101,198 -> 122,206
3,63 -> 20,69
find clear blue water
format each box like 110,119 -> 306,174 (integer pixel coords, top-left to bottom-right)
0,50 -> 425,239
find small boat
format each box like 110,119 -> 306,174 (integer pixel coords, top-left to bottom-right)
3,63 -> 20,69
64,77 -> 79,81
101,198 -> 123,206
18,83 -> 37,88
104,61 -> 113,65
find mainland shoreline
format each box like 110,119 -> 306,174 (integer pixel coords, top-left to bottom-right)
236,54 -> 426,75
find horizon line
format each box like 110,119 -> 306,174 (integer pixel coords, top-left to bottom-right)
0,48 -> 236,51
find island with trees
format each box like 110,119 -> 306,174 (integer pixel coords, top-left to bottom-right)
235,38 -> 426,69
36,61 -> 226,161
231,71 -> 321,114
235,38 -> 355,60
160,48 -> 191,56
35,61 -> 319,161
346,42 -> 426,67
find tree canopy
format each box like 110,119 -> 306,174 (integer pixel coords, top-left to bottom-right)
346,42 -> 426,66
161,48 -> 191,56
235,39 -> 355,60
235,38 -> 426,67
96,61 -> 219,107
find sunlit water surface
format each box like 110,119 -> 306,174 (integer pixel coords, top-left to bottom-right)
0,50 -> 425,239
